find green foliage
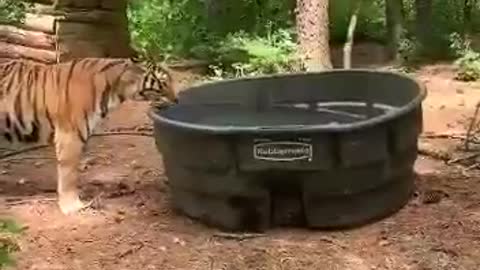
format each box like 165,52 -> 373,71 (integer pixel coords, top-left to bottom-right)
449,32 -> 480,82
400,0 -> 479,61
329,0 -> 386,43
199,0 -> 295,36
398,36 -> 419,63
127,0 -> 207,59
127,0 -> 299,75
0,220 -> 23,235
1,0 -> 480,76
0,0 -> 28,24
125,0 -> 480,77
206,29 -> 299,79
0,218 -> 24,269
455,50 -> 480,81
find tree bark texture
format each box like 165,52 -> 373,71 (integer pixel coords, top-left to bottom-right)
415,0 -> 433,51
386,0 -> 404,61
463,0 -> 476,34
295,0 -> 332,71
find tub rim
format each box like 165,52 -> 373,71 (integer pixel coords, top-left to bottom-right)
148,69 -> 427,134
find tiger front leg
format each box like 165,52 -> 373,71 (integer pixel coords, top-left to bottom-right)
54,129 -> 91,214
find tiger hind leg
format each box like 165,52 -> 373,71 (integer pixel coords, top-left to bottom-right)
54,129 -> 92,214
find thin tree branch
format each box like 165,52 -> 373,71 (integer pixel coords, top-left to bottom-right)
343,0 -> 362,69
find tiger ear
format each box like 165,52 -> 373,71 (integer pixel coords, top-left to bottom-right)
157,61 -> 172,73
130,54 -> 142,64
130,53 -> 154,64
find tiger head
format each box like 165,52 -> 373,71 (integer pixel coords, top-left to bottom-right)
120,57 -> 179,108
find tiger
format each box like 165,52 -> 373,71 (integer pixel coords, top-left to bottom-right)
0,57 -> 179,214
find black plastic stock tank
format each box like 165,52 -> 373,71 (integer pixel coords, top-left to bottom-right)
149,69 -> 426,232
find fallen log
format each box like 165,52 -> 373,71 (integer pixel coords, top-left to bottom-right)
25,0 -> 55,4
0,41 -> 57,64
23,13 -> 56,34
0,24 -> 55,50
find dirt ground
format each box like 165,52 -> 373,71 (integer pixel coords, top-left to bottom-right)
2,45 -> 480,270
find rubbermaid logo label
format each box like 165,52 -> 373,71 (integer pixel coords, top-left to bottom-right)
253,142 -> 313,162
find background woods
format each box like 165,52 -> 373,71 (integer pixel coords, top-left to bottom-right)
1,0 -> 480,269
127,0 -> 479,79
1,0 -> 478,79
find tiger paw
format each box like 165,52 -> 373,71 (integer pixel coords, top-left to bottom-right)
58,194 -> 91,215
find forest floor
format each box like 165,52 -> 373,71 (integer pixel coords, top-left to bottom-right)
1,42 -> 480,270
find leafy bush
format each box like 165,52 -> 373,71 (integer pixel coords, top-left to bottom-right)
127,0 -> 294,60
398,36 -> 419,63
127,0 -> 480,76
449,32 -> 480,82
207,29 -> 299,78
127,0 -> 300,77
400,0 -> 474,60
0,0 -> 28,24
127,0 -> 207,60
455,51 -> 480,81
0,218 -> 23,269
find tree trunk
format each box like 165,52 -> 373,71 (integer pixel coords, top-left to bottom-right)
205,0 -> 224,32
343,0 -> 361,69
463,0 -> 476,34
295,0 -> 332,71
386,0 -> 404,61
415,0 -> 433,52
